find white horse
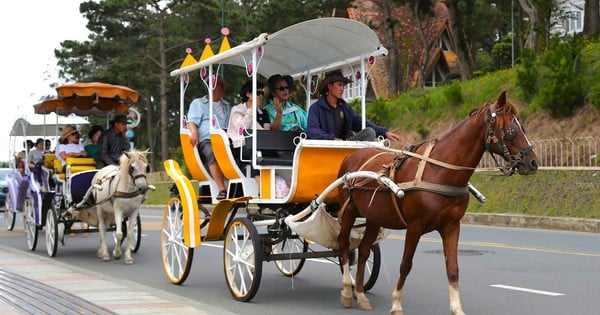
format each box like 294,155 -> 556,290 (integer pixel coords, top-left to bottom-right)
76,150 -> 154,264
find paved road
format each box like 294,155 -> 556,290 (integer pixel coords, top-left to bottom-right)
2,207 -> 600,314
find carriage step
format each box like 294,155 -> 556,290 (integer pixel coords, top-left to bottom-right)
0,268 -> 116,315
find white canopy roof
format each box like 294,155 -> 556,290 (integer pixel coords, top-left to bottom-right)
10,112 -> 89,137
171,18 -> 387,78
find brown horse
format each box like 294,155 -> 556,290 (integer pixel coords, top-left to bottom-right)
337,91 -> 538,314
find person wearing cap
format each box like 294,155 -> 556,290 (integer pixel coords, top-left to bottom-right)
263,74 -> 307,132
307,70 -> 402,142
186,76 -> 231,200
95,115 -> 130,168
226,80 -> 267,185
56,126 -> 87,171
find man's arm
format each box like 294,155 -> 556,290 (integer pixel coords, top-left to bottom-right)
95,133 -> 113,166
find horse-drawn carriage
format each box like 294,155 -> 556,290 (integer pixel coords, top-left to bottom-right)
5,82 -> 151,264
161,18 -> 538,314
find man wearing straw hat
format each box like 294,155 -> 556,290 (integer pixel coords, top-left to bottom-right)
307,70 -> 402,142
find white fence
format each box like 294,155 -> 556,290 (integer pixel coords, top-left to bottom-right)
477,137 -> 600,169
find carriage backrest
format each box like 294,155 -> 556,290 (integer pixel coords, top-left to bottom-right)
254,130 -> 303,166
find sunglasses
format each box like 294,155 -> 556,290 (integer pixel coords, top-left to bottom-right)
275,85 -> 290,91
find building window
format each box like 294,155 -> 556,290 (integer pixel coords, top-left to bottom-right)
567,10 -> 583,33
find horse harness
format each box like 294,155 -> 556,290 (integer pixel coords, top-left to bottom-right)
92,166 -> 147,206
342,141 -> 473,226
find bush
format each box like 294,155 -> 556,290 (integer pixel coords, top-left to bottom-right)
537,36 -> 585,117
492,39 -> 512,70
443,82 -> 463,106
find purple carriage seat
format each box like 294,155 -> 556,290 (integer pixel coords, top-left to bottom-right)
70,170 -> 98,204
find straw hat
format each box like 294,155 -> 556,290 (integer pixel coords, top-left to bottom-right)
59,126 -> 79,143
319,70 -> 352,96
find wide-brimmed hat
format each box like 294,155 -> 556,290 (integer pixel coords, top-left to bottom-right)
59,126 -> 79,143
319,70 -> 353,95
267,74 -> 294,95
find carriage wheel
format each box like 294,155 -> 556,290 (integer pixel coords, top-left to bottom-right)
161,197 -> 194,285
24,197 -> 38,251
45,206 -> 59,257
4,193 -> 15,231
223,217 -> 263,302
272,236 -> 308,277
338,243 -> 381,292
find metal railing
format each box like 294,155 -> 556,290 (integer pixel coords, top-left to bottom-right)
477,137 -> 600,169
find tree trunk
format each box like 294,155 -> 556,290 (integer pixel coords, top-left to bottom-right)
583,0 -> 600,36
518,0 -> 539,52
445,0 -> 473,80
375,0 -> 399,98
158,15 -> 169,164
413,1 -> 429,88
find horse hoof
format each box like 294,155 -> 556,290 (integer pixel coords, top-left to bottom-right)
340,292 -> 353,308
125,259 -> 134,265
357,300 -> 372,310
101,256 -> 111,262
389,311 -> 404,315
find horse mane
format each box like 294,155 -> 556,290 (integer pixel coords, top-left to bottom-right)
119,150 -> 149,179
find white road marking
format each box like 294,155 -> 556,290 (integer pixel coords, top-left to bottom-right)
490,284 -> 565,296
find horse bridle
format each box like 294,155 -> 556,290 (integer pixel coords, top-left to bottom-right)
484,103 -> 535,176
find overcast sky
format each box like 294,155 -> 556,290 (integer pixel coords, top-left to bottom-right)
0,0 -> 89,162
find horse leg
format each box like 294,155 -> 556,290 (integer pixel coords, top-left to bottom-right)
123,210 -> 138,265
440,223 -> 465,315
338,203 -> 359,308
96,207 -> 110,261
353,221 -> 380,310
113,210 -> 124,260
389,227 -> 422,315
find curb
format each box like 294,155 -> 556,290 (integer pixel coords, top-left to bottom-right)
462,213 -> 600,233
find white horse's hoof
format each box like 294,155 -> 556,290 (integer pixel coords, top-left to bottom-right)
340,290 -> 353,308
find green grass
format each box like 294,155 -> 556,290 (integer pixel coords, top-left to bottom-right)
467,170 -> 600,219
145,170 -> 600,219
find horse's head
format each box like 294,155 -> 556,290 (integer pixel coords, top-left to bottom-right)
120,150 -> 152,194
480,91 -> 538,175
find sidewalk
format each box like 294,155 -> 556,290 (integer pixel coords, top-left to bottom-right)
0,244 -> 235,315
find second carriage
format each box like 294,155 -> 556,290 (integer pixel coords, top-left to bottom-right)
6,82 -> 144,258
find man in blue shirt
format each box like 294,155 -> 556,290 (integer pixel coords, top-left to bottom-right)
186,76 -> 231,200
307,70 -> 402,142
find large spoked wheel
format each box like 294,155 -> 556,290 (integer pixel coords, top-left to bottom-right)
339,243 -> 381,292
117,214 -> 142,253
224,217 -> 263,302
161,197 -> 194,285
272,236 -> 308,277
45,206 -> 59,257
4,193 -> 15,231
24,197 -> 38,251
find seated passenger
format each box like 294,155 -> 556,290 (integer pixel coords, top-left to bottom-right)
84,125 -> 104,159
307,70 -> 402,142
227,80 -> 267,185
187,76 -> 231,200
28,138 -> 45,184
263,74 -> 307,132
56,126 -> 87,172
96,115 -> 130,168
